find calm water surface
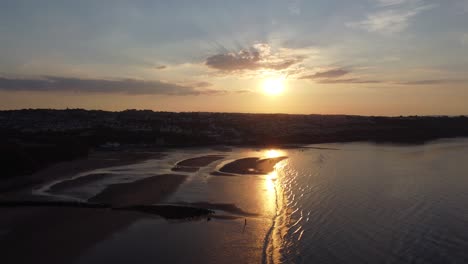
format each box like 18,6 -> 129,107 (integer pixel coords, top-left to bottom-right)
274,139 -> 468,263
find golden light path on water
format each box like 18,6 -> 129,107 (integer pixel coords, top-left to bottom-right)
263,149 -> 286,223
264,170 -> 278,214
264,149 -> 285,159
261,149 -> 289,264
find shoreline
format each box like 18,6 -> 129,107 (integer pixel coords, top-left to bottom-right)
3,138 -> 465,196
0,147 -> 288,264
0,150 -> 164,197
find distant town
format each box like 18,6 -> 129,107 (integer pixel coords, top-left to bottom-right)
2,109 -> 468,179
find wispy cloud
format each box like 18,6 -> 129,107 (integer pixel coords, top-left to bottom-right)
375,0 -> 410,7
317,78 -> 382,84
299,68 -> 382,84
306,77 -> 464,85
299,67 -> 465,86
347,0 -> 434,34
191,81 -> 213,88
0,76 -> 224,95
300,69 -> 350,79
396,79 -> 466,85
205,43 -> 304,72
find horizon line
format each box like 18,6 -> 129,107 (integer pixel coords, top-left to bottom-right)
1,108 -> 467,118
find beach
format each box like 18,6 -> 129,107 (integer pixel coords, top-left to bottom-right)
0,150 -> 163,196
171,155 -> 225,172
0,207 -> 146,264
88,174 -> 187,206
0,148 -> 288,264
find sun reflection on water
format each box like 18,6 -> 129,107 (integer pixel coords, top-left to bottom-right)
263,158 -> 288,264
264,149 -> 286,159
263,156 -> 286,216
263,170 -> 278,217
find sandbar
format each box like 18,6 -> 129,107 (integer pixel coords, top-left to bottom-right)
88,174 -> 187,207
218,156 -> 287,175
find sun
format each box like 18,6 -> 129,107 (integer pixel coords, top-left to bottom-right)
263,78 -> 285,96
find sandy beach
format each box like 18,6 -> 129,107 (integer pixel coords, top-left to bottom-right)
0,207 -> 146,264
0,150 -> 163,197
0,148 -> 287,264
176,155 -> 225,167
171,155 -> 225,172
88,174 -> 187,206
49,173 -> 115,193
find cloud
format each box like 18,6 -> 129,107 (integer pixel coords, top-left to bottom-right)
347,1 -> 434,34
282,38 -> 317,49
205,43 -> 304,72
191,81 -> 213,88
317,78 -> 383,84
298,67 -> 382,84
347,9 -> 422,34
375,0 -> 410,7
300,69 -> 350,79
396,79 -> 466,85
312,77 -> 465,85
0,76 -> 224,95
235,89 -> 252,94
299,72 -> 466,85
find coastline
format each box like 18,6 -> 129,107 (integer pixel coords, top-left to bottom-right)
0,150 -> 163,197
0,147 -> 292,264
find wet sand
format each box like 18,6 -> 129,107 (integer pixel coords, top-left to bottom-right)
171,155 -> 224,172
210,171 -> 237,177
176,155 -> 225,167
172,167 -> 200,172
89,174 -> 187,207
0,200 -> 215,220
171,155 -> 225,173
0,159 -> 201,263
218,156 -> 287,175
49,173 -> 114,193
0,150 -> 163,196
178,202 -> 259,217
0,207 -> 146,264
0,149 -> 276,264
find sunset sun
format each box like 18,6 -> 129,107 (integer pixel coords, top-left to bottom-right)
263,78 -> 285,96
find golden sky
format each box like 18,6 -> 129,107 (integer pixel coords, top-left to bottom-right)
1,1 -> 467,115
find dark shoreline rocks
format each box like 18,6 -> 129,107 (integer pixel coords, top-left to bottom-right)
0,200 -> 214,220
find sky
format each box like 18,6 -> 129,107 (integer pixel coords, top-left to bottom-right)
0,0 -> 467,115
